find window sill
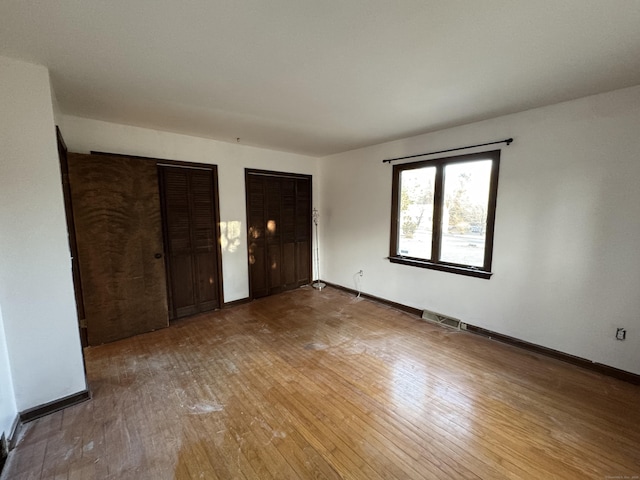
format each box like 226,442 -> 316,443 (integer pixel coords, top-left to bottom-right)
388,256 -> 493,279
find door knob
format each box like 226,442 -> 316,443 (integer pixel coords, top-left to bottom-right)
154,253 -> 163,259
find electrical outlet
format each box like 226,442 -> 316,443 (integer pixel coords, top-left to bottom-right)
616,328 -> 626,341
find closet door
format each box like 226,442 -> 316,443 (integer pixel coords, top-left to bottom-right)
67,153 -> 169,345
295,178 -> 312,285
246,170 -> 312,299
266,177 -> 283,295
160,166 -> 222,318
280,178 -> 297,289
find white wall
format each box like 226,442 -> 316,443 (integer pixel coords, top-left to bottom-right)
0,306 -> 16,439
59,116 -> 321,303
0,56 -> 87,410
50,78 -> 63,128
320,85 -> 640,375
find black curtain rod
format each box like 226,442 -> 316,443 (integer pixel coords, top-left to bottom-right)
382,138 -> 513,164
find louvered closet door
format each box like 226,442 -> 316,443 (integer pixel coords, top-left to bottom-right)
247,174 -> 269,298
160,166 -> 221,318
295,178 -> 311,284
246,171 -> 312,299
266,178 -> 283,295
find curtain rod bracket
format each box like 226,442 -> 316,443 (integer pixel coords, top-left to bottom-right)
383,138 -> 513,164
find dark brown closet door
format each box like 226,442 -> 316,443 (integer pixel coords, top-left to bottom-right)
67,153 -> 169,345
294,178 -> 311,284
246,170 -> 311,299
160,166 -> 222,318
56,128 -> 88,347
247,174 -> 269,298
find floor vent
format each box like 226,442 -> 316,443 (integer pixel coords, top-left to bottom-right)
421,309 -> 465,330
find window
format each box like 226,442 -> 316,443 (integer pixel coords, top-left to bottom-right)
389,150 -> 500,279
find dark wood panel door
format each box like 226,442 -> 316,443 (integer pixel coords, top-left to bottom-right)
159,166 -> 222,318
246,171 -> 312,299
67,153 -> 169,345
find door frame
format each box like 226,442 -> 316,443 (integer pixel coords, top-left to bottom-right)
245,168 -> 313,300
56,127 -> 89,362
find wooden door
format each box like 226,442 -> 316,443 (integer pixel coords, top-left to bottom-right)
67,153 -> 169,345
56,128 -> 88,347
159,165 -> 222,319
246,171 -> 311,299
247,174 -> 269,298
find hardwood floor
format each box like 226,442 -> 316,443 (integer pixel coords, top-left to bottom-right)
5,287 -> 640,479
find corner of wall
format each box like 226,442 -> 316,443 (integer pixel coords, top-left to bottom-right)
0,55 -> 87,412
0,304 -> 17,441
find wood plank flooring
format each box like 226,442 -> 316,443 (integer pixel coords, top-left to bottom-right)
4,286 -> 640,479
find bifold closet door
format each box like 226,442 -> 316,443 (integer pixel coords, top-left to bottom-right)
246,171 -> 311,299
67,153 -> 169,345
159,166 -> 222,318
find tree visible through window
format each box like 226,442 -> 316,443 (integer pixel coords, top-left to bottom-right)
390,150 -> 500,279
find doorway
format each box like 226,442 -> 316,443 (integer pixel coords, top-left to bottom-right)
56,128 -> 88,347
245,169 -> 312,299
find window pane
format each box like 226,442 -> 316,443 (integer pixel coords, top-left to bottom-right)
440,160 -> 492,267
398,167 -> 435,259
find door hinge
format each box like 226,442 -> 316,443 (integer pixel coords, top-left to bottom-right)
79,318 -> 87,329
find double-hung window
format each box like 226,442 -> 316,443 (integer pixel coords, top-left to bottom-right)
389,150 -> 500,279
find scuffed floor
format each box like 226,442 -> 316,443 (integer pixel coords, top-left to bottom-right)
4,286 -> 640,479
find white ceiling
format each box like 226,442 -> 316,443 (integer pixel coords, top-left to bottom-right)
1,1 -> 639,157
